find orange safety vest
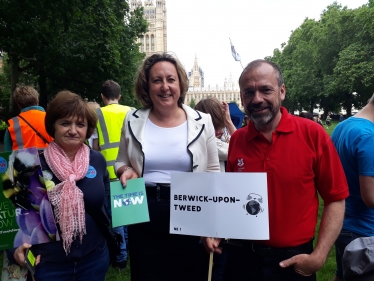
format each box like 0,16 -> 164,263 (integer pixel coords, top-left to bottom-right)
7,110 -> 53,150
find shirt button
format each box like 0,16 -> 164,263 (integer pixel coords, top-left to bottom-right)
266,158 -> 269,161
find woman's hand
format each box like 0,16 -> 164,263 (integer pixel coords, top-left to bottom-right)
14,243 -> 41,267
222,101 -> 236,136
119,167 -> 139,187
222,102 -> 231,122
201,237 -> 222,254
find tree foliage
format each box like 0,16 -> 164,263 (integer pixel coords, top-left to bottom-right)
0,0 -> 147,110
267,1 -> 374,116
189,98 -> 196,109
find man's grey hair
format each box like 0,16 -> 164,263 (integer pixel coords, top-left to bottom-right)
239,59 -> 284,87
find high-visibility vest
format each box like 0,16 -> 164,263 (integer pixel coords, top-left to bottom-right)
96,104 -> 132,180
7,110 -> 53,150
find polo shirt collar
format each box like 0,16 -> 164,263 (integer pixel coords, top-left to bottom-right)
245,106 -> 294,142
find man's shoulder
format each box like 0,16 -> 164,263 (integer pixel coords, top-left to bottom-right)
333,117 -> 374,139
116,104 -> 133,110
99,104 -> 133,111
291,114 -> 326,134
20,108 -> 46,116
230,126 -> 248,142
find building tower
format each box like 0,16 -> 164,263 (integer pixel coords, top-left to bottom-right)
185,57 -> 242,109
188,55 -> 204,89
132,0 -> 167,57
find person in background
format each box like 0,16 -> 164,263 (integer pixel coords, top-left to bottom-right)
203,59 -> 348,281
331,94 -> 374,281
299,112 -> 314,121
242,115 -> 249,127
86,101 -> 99,149
195,97 -> 235,281
339,113 -> 344,122
195,97 -> 236,172
326,114 -> 332,129
115,52 -> 220,281
4,86 -> 53,151
11,91 -> 110,280
94,80 -> 132,270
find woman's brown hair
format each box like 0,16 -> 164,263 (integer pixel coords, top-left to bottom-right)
45,91 -> 98,139
195,97 -> 226,131
135,52 -> 189,109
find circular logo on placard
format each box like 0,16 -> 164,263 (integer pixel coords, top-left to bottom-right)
243,193 -> 264,216
86,166 -> 97,178
0,157 -> 7,173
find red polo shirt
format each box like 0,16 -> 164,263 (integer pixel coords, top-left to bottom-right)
227,107 -> 349,247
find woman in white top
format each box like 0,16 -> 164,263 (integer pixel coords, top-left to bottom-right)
115,53 -> 220,281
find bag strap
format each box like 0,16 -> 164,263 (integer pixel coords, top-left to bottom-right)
18,114 -> 50,144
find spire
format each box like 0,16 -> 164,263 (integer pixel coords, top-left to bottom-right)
194,54 -> 199,71
228,72 -> 233,84
189,55 -> 203,88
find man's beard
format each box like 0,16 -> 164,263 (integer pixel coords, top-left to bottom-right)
245,101 -> 281,126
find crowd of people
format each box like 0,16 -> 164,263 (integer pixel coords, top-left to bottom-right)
299,111 -> 335,129
2,53 -> 372,281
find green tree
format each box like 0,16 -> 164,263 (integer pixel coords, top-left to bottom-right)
268,18 -> 322,114
0,56 -> 11,118
267,2 -> 374,116
0,54 -> 37,117
189,98 -> 196,108
0,0 -> 147,109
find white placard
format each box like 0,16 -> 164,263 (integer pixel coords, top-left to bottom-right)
170,172 -> 269,240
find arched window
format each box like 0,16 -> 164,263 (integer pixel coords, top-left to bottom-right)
146,35 -> 149,51
151,34 -> 155,51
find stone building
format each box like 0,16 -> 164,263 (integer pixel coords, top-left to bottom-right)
185,56 -> 242,109
131,0 -> 167,57
188,55 -> 204,88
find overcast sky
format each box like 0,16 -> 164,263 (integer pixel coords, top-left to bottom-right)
166,0 -> 368,87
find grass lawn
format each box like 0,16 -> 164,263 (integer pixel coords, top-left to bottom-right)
315,119 -> 339,281
1,119 -> 340,281
106,265 -> 131,281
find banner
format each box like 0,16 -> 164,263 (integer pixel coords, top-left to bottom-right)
110,178 -> 149,227
0,147 -> 59,251
170,172 -> 269,240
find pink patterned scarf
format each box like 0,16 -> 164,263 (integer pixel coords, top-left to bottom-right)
44,141 -> 90,254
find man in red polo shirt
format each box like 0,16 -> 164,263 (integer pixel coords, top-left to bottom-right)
203,60 -> 349,281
